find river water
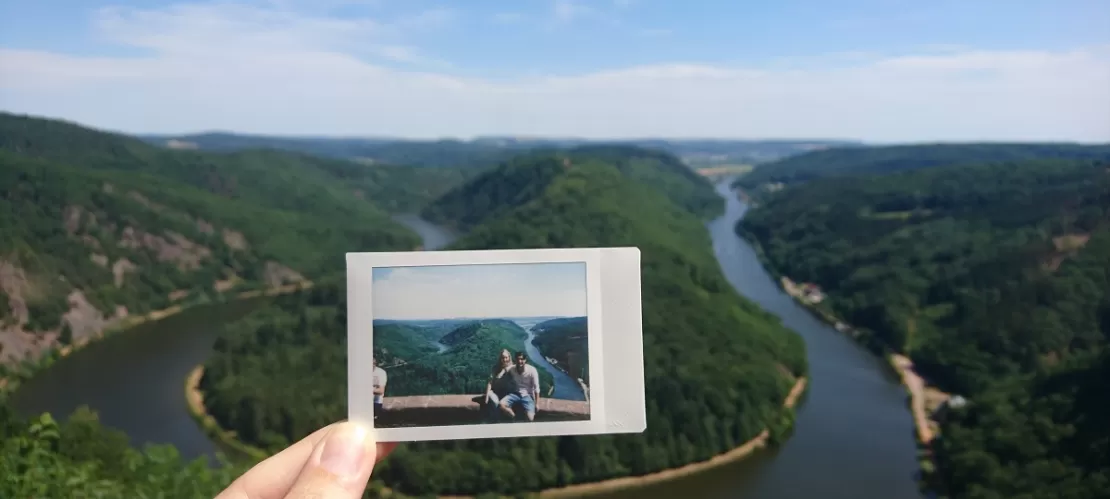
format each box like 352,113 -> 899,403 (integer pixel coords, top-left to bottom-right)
8,298 -> 264,460
11,194 -> 921,498
516,319 -> 587,401
588,182 -> 922,499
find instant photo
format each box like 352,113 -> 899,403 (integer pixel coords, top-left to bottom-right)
347,247 -> 645,442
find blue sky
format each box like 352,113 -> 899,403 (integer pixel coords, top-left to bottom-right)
1,0 -> 1108,141
372,262 -> 587,320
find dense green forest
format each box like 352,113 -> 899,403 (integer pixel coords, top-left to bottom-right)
371,321 -> 443,365
422,146 -> 725,229
0,113 -> 485,373
197,151 -> 807,496
378,319 -> 555,398
531,317 -> 590,382
0,403 -> 244,498
739,153 -> 1110,498
736,143 -> 1110,188
1,113 -> 475,215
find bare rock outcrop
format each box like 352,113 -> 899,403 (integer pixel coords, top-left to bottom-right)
112,258 -> 138,287
222,229 -> 249,251
119,227 -> 211,271
263,261 -> 306,288
196,218 -> 216,235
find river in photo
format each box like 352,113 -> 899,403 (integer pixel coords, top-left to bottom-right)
515,319 -> 587,402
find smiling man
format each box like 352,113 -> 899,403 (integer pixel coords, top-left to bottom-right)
500,351 -> 541,421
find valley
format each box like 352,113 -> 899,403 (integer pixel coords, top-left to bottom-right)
1,111 -> 1106,499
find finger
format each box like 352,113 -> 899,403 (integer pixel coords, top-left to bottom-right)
282,422 -> 384,499
216,424 -> 336,499
216,423 -> 398,499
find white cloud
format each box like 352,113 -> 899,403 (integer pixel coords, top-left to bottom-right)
1,2 -> 1107,142
553,0 -> 593,23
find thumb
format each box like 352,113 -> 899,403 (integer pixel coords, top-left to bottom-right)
283,422 -> 377,499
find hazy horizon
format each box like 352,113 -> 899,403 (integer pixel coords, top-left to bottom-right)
2,1 -> 1107,142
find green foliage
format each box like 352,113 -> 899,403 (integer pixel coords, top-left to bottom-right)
0,112 -> 488,346
200,151 -> 806,496
0,149 -> 417,336
741,154 -> 1110,498
531,317 -> 590,382
736,143 -> 1110,188
382,319 -> 555,397
0,406 -> 245,498
422,146 -> 724,229
0,112 -> 472,216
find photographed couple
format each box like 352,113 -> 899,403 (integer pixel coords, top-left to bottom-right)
484,349 -> 541,422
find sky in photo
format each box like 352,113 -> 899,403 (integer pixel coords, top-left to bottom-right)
1,0 -> 1108,142
372,262 -> 587,320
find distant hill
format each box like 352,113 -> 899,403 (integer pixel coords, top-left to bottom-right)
140,131 -> 857,168
422,145 -> 724,230
735,143 -> 1110,188
197,148 -> 807,497
0,112 -> 472,371
531,317 -> 589,382
1,113 -> 477,214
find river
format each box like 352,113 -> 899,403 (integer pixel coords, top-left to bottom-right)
517,319 -> 587,401
11,194 -> 921,498
8,298 -> 265,460
588,181 -> 923,499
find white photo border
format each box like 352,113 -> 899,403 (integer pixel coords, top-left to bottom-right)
348,248 -> 609,442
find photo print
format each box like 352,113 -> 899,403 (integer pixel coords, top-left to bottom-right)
347,247 -> 646,442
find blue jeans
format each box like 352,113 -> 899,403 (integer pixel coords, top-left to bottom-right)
484,391 -> 503,422
501,393 -> 536,418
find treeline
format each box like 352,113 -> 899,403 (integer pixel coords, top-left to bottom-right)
422,145 -> 724,229
739,153 -> 1110,498
378,319 -> 555,397
0,404 -> 244,498
0,112 -> 480,372
531,317 -> 590,382
199,150 -> 807,496
736,143 -> 1110,188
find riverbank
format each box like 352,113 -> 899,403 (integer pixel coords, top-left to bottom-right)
184,369 -> 806,499
777,275 -> 950,446
0,281 -> 313,397
733,183 -> 944,494
541,377 -> 808,498
184,365 -> 269,462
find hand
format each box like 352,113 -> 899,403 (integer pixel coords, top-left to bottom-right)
216,421 -> 397,499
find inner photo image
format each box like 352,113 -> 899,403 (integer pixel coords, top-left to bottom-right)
371,261 -> 592,429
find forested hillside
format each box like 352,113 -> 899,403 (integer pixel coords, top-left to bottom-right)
372,319 -> 555,397
736,143 -> 1110,188
0,114 -> 466,374
739,156 -> 1110,498
198,151 -> 807,496
423,145 -> 724,230
1,113 -> 475,214
531,317 -> 590,382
